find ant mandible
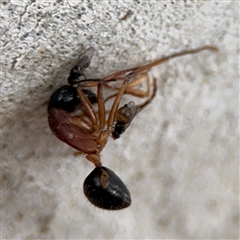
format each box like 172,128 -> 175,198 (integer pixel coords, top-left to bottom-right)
48,45 -> 218,210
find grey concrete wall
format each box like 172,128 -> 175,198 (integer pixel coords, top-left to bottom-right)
2,0 -> 238,239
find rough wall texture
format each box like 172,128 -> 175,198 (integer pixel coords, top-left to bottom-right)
1,0 -> 238,239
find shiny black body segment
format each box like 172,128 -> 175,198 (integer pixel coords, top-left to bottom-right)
83,166 -> 131,210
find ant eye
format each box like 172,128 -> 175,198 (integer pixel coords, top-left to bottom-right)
48,85 -> 97,112
83,166 -> 131,210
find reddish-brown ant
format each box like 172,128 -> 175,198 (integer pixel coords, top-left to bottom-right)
48,45 -> 218,210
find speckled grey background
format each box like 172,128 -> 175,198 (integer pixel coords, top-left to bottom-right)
1,0 -> 239,239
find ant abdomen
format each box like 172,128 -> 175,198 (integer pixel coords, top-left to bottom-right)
83,166 -> 131,210
48,85 -> 97,113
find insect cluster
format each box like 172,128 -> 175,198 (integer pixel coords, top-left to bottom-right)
48,45 -> 217,210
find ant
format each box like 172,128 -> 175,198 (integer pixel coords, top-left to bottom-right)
48,45 -> 218,210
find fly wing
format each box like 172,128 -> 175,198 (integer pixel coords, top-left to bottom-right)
116,101 -> 138,124
124,101 -> 139,122
112,101 -> 139,139
76,47 -> 96,71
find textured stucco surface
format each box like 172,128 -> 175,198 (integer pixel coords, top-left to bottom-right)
1,1 -> 239,239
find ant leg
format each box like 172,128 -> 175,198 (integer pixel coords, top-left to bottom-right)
97,80 -> 106,129
125,74 -> 150,98
77,46 -> 218,89
127,46 -> 219,75
83,81 -> 108,167
77,88 -> 98,128
138,77 -> 157,112
99,45 -> 219,83
107,77 -> 130,132
71,115 -> 93,132
104,74 -> 150,103
85,82 -> 106,166
74,88 -> 103,166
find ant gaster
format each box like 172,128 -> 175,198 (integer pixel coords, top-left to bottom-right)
48,45 -> 218,210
